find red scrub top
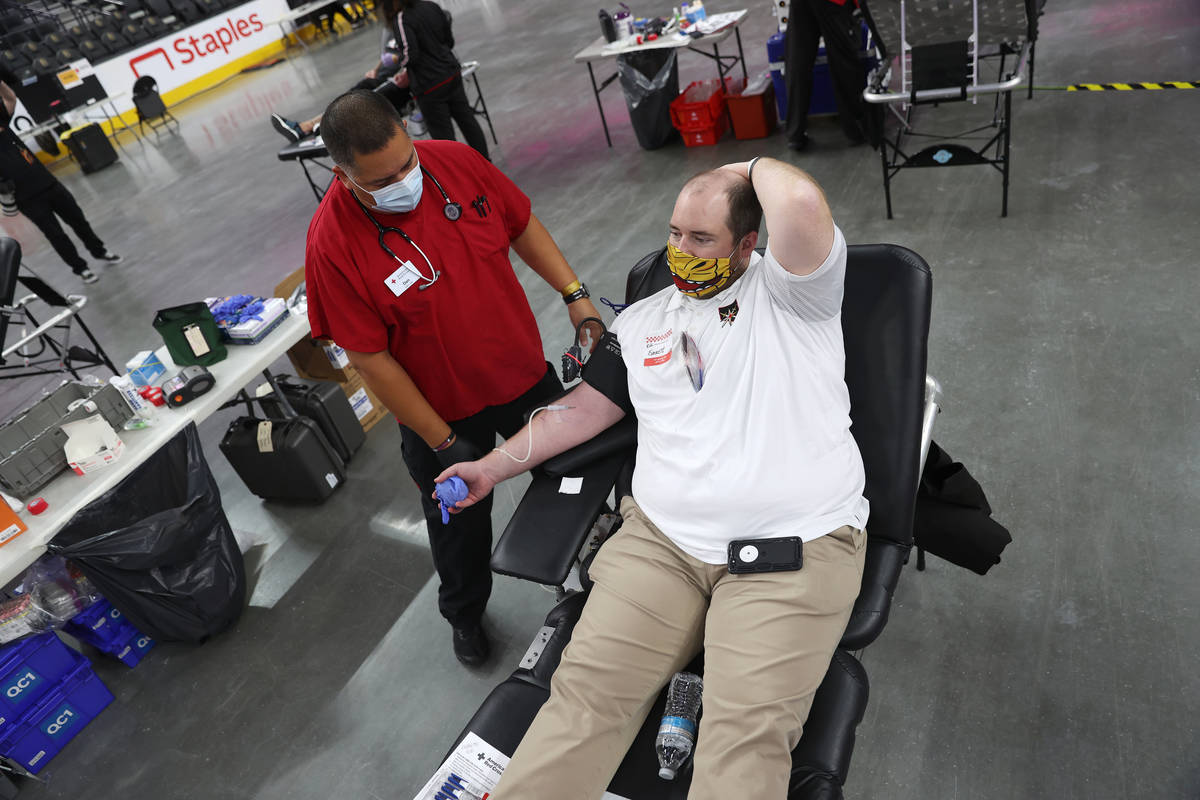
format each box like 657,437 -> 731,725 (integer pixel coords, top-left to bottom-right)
305,139 -> 547,422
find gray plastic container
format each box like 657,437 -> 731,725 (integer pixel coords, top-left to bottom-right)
0,382 -> 133,498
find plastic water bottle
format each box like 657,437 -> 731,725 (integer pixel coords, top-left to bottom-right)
656,671 -> 703,779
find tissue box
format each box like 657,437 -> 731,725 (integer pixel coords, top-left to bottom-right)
61,416 -> 124,476
124,351 -> 166,387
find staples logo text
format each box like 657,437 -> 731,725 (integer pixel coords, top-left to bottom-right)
128,13 -> 265,76
174,14 -> 265,64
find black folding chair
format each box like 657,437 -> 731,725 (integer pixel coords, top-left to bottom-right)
132,74 -> 180,138
0,237 -> 118,381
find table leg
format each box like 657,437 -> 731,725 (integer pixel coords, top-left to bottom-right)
587,62 -> 613,148
104,99 -> 140,149
735,27 -> 747,83
470,72 -> 498,145
299,158 -> 325,202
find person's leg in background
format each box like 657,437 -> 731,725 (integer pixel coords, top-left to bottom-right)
783,0 -> 824,151
399,415 -> 499,666
686,526 -> 867,799
17,186 -> 94,282
492,499 -> 710,799
372,81 -> 414,118
46,182 -> 116,263
416,90 -> 456,144
811,0 -> 871,144
444,76 -> 490,159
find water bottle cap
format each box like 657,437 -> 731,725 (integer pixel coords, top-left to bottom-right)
658,767 -> 676,780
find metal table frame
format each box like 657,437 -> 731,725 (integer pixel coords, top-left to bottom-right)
576,15 -> 749,148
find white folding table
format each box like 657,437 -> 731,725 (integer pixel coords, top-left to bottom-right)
0,311 -> 313,589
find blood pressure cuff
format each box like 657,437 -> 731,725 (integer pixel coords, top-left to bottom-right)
581,331 -> 633,415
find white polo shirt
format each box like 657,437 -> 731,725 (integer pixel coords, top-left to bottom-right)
609,225 -> 869,564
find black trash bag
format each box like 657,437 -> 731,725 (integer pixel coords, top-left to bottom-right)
48,423 -> 246,642
617,49 -> 679,150
913,440 -> 1012,575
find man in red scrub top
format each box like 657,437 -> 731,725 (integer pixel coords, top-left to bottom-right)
304,90 -> 600,666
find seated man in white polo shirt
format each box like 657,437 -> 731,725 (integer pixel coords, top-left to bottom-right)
435,157 -> 869,799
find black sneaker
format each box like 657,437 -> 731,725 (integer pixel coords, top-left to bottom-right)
271,113 -> 303,143
96,251 -> 122,264
79,268 -> 98,284
452,622 -> 491,667
787,133 -> 810,152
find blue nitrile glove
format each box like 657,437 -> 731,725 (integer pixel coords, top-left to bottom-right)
435,476 -> 469,524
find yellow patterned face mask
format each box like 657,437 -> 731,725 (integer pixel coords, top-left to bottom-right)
666,243 -> 739,298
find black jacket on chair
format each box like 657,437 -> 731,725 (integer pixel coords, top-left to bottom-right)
914,440 -> 1012,574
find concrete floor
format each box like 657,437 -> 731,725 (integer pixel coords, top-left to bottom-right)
0,0 -> 1197,797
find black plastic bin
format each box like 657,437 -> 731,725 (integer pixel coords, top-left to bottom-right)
617,49 -> 680,150
48,423 -> 246,643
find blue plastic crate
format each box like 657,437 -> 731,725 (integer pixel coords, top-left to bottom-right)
106,626 -> 154,668
0,633 -> 84,727
63,600 -> 132,649
0,660 -> 113,773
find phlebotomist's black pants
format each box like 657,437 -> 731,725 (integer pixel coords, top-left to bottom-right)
399,364 -> 562,628
18,181 -> 107,275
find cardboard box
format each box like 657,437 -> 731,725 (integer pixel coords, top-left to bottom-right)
274,266 -> 356,383
62,416 -> 125,475
342,372 -> 389,433
274,266 -> 390,433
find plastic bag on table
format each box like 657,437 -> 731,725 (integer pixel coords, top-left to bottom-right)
47,423 -> 246,643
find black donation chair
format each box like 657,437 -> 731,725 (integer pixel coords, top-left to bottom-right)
437,242 -> 938,799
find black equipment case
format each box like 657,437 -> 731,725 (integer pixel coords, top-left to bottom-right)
219,380 -> 347,503
61,124 -> 117,174
257,375 -> 364,463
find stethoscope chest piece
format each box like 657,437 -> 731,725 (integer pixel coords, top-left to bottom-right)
444,201 -> 462,221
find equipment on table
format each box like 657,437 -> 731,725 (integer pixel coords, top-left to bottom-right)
152,302 -> 227,367
160,365 -> 215,408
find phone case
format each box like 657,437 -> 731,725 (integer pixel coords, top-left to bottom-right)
727,536 -> 803,574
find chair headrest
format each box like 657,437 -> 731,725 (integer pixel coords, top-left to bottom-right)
132,75 -> 157,95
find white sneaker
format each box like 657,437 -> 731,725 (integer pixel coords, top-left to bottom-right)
97,251 -> 123,264
79,268 -> 98,284
407,111 -> 427,137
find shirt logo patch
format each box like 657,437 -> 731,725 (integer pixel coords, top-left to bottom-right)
719,299 -> 739,327
643,328 -> 672,366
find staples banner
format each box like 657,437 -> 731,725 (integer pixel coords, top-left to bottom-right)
93,0 -> 291,106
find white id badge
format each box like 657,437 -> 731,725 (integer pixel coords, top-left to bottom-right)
384,260 -> 421,297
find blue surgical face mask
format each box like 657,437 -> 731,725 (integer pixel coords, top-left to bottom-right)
350,157 -> 424,213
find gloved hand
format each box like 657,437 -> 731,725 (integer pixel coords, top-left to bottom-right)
434,433 -> 483,470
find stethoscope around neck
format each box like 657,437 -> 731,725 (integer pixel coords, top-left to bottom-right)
353,166 -> 462,291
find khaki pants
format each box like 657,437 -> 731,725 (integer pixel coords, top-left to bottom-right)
492,498 -> 867,799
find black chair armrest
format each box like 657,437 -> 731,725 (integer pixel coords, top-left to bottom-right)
839,539 -> 910,651
541,417 -> 637,476
789,649 -> 870,800
490,450 -> 628,586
